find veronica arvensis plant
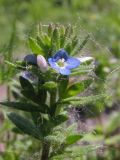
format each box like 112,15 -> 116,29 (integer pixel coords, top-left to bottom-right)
0,24 -> 105,160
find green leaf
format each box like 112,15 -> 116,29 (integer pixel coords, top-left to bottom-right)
48,24 -> 53,37
59,94 -> 106,106
105,135 -> 120,145
12,127 -> 23,134
71,64 -> 94,76
5,60 -> 26,70
52,27 -> 60,50
60,27 -> 65,48
37,36 -> 45,49
37,88 -> 47,104
19,76 -> 34,91
51,114 -> 68,127
71,35 -> 78,50
65,24 -> 73,38
65,123 -> 77,135
65,41 -> 72,53
19,76 -> 40,103
21,89 -> 36,100
31,112 -> 41,125
65,79 -> 92,98
43,33 -> 51,47
58,75 -> 69,98
40,114 -> 68,136
66,134 -> 83,145
28,37 -> 43,54
105,113 -> 120,136
78,34 -> 90,51
82,133 -> 103,142
8,112 -> 42,139
51,144 -> 101,159
5,60 -> 17,68
0,101 -> 48,113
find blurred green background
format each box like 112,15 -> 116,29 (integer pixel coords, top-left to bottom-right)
0,0 -> 120,159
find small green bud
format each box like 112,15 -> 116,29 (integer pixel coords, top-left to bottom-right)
43,81 -> 57,91
65,24 -> 72,38
53,27 -> 60,40
38,23 -> 43,35
48,23 -> 54,37
60,25 -> 65,36
52,27 -> 60,51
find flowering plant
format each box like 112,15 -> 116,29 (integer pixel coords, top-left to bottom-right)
0,24 -> 105,159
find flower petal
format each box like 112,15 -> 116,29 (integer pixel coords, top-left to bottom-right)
53,49 -> 69,62
66,57 -> 80,69
59,67 -> 71,75
48,58 -> 59,71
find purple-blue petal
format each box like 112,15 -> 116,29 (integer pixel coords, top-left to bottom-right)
66,57 -> 80,69
48,58 -> 59,71
59,68 -> 71,75
53,49 -> 69,62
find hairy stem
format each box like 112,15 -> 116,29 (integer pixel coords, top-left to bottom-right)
7,85 -> 11,101
50,91 -> 56,107
41,90 -> 56,159
41,141 -> 50,160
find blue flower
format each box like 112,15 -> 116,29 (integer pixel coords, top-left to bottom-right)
48,49 -> 80,75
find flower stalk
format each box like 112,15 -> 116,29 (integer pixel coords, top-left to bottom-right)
41,141 -> 50,160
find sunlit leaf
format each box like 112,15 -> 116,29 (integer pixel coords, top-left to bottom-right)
66,134 -> 83,145
28,37 -> 43,54
65,79 -> 92,98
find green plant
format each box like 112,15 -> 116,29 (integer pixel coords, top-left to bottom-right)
0,24 -> 106,159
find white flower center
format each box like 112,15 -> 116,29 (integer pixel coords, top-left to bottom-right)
57,58 -> 65,67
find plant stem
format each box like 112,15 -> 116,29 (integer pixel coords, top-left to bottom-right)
41,91 -> 56,160
50,90 -> 57,116
41,141 -> 50,160
7,85 -> 11,101
50,91 -> 56,107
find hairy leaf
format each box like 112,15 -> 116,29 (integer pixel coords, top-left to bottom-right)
105,113 -> 120,136
51,114 -> 68,127
59,94 -> 106,106
0,101 -> 48,113
66,134 -> 83,145
58,75 -> 69,98
19,76 -> 34,90
8,113 -> 42,139
28,37 -> 43,54
65,79 -> 92,98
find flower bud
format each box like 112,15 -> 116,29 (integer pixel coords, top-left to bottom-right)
37,55 -> 48,73
21,71 -> 38,83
